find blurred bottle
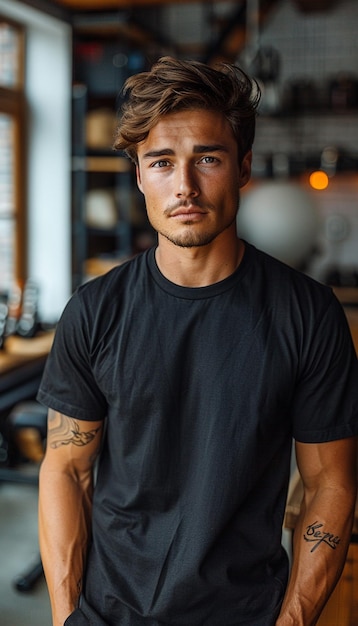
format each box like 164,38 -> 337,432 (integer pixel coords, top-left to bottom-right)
5,281 -> 22,337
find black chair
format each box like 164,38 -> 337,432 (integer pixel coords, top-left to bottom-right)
0,400 -> 48,591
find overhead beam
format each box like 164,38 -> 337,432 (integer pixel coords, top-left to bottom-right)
55,0 -> 231,9
72,11 -> 180,56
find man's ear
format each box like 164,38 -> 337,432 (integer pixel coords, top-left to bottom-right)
239,151 -> 252,188
136,164 -> 144,194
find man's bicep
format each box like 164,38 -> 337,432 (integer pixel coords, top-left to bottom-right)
44,408 -> 104,472
295,437 -> 357,493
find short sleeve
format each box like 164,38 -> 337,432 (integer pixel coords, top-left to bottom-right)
37,291 -> 107,421
292,294 -> 358,443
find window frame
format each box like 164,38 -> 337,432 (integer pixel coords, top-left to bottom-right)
0,16 -> 27,289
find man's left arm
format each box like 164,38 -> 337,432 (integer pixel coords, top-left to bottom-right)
276,436 -> 357,626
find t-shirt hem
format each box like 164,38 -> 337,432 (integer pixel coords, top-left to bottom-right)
294,422 -> 358,443
37,389 -> 104,422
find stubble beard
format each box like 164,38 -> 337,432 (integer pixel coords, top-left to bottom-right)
153,200 -> 240,249
160,225 -> 222,248
158,214 -> 236,248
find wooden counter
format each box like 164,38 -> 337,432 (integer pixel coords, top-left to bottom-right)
0,331 -> 54,416
344,307 -> 358,355
0,332 -> 54,372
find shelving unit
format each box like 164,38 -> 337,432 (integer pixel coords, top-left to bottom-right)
71,34 -> 155,290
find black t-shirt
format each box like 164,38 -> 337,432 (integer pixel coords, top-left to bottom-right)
38,243 -> 358,626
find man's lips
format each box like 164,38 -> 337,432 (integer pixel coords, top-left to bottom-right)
169,206 -> 207,218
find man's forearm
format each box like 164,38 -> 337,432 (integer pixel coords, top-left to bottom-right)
39,461 -> 93,626
276,486 -> 355,626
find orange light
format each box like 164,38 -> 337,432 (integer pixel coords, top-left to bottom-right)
309,170 -> 329,190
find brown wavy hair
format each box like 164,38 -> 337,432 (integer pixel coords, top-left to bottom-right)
113,56 -> 261,164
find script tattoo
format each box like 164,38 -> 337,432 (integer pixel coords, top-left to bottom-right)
304,521 -> 341,553
49,415 -> 101,449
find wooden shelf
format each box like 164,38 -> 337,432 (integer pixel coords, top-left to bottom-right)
72,155 -> 132,173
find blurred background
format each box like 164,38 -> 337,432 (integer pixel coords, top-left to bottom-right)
1,0 -> 358,323
0,1 -> 357,624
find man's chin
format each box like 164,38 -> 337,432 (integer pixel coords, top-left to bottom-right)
162,232 -> 217,248
159,218 -> 237,249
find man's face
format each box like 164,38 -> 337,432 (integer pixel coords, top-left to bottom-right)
136,109 -> 251,249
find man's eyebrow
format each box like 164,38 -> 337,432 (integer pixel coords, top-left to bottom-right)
142,145 -> 228,159
142,149 -> 175,159
193,144 -> 229,154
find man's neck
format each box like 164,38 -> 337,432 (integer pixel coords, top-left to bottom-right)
155,236 -> 245,287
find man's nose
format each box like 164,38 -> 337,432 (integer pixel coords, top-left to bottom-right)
175,164 -> 199,198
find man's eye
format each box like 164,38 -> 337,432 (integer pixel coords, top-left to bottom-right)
200,156 -> 217,164
152,160 -> 169,168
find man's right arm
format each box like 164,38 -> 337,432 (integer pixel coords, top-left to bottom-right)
38,409 -> 104,626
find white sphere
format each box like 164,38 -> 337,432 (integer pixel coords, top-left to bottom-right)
237,181 -> 320,267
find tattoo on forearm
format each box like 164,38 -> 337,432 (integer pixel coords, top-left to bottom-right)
49,415 -> 101,449
304,521 -> 341,553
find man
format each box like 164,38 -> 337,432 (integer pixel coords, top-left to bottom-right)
38,57 -> 358,626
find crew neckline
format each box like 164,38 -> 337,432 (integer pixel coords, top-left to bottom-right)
146,242 -> 252,300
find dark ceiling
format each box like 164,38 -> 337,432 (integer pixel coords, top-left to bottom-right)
20,0 -> 340,65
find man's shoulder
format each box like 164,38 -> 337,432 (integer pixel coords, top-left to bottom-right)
244,243 -> 336,323
247,243 -> 332,296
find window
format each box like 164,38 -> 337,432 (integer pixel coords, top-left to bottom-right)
0,17 -> 26,296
